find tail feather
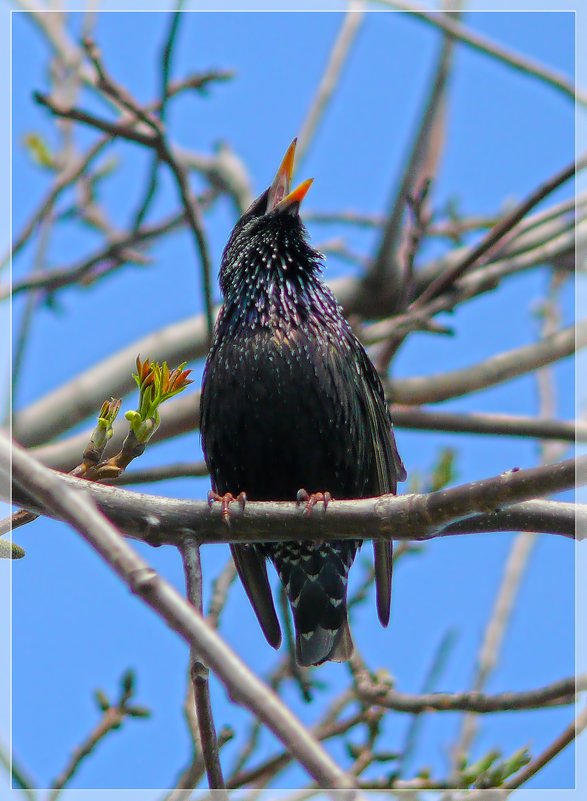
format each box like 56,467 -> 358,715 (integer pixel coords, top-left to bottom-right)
269,539 -> 357,666
296,618 -> 354,666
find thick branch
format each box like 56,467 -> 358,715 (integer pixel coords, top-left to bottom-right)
6,445 -> 584,545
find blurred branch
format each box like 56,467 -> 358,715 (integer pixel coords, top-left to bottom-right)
387,320 -> 585,405
366,2 -> 459,305
132,1 -> 186,231
451,274 -> 567,771
7,135 -> 111,264
296,2 -> 365,164
0,740 -> 37,800
4,432 -> 357,793
397,629 -> 457,775
356,673 -> 585,714
7,441 -> 584,545
47,669 -> 149,801
376,0 -> 586,107
502,705 -> 587,790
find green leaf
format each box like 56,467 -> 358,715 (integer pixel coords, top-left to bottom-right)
125,705 -> 151,718
23,132 -> 55,169
94,689 -> 110,712
120,668 -> 136,698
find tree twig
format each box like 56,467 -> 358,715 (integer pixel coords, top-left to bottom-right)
356,673 -> 585,715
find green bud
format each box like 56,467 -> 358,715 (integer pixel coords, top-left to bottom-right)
94,690 -> 110,712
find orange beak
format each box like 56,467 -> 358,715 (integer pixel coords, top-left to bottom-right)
267,138 -> 313,212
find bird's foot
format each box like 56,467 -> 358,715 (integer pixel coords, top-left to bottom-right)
208,490 -> 247,524
296,489 -> 332,517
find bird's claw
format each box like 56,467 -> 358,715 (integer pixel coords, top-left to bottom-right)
208,490 -> 247,524
296,489 -> 332,517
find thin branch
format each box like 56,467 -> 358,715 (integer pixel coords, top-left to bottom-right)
34,43 -> 215,341
356,674 -> 585,714
451,275 -> 567,771
178,539 -> 225,792
47,704 -> 132,801
206,558 -> 237,630
0,740 -> 37,801
363,215 -> 582,347
397,629 -> 457,775
412,153 -> 586,308
4,433 -> 357,793
390,407 -> 582,443
375,0 -> 586,107
7,135 -> 111,264
7,447 -> 585,546
132,1 -> 186,231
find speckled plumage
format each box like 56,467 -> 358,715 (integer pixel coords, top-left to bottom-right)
200,144 -> 406,666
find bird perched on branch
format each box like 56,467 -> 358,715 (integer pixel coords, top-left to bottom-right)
200,139 -> 406,666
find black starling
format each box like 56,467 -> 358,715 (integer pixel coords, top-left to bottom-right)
200,140 -> 406,666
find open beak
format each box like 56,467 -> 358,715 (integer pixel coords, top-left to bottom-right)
267,138 -> 313,213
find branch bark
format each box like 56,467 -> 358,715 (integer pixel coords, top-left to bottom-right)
6,441 -> 584,546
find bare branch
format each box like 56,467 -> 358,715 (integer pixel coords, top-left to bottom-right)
355,672 -> 585,715
366,2 -> 459,301
33,39 -> 216,341
7,444 -> 584,546
8,135 -> 112,263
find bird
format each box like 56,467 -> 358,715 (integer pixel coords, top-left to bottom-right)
200,139 -> 406,666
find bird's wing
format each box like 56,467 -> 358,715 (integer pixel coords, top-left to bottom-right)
230,544 -> 282,649
349,334 -> 407,626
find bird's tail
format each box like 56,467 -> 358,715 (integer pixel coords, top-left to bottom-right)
270,539 -> 357,666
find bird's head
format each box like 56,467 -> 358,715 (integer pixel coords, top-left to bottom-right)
219,139 -> 321,300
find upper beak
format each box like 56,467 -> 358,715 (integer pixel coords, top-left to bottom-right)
266,138 -> 313,212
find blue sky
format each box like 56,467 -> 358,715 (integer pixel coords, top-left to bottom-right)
3,5 -> 583,797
